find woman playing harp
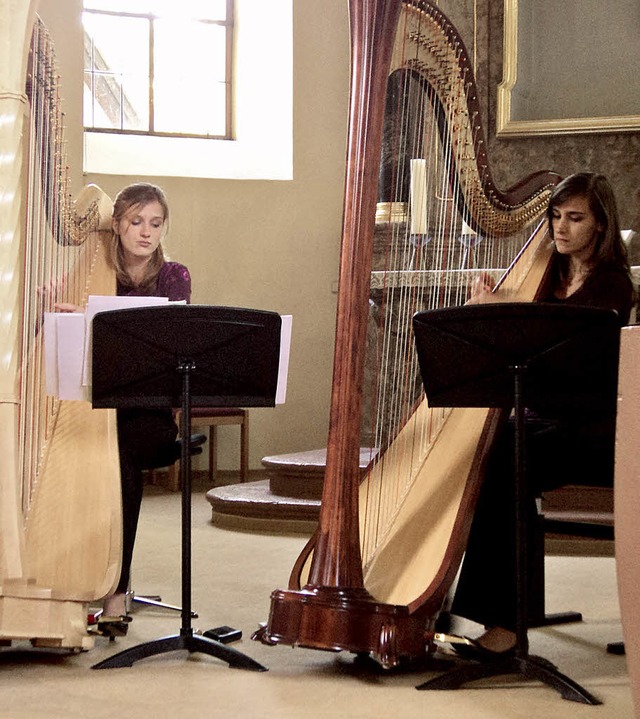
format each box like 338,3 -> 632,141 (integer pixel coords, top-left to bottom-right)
450,173 -> 634,658
257,0 -> 561,667
0,1 -> 121,650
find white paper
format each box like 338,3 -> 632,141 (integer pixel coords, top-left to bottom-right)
276,315 -> 292,404
45,295 -> 175,399
44,312 -> 88,401
44,313 -> 59,398
58,314 -> 89,400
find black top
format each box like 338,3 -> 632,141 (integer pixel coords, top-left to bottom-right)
540,264 -> 635,326
533,261 -> 635,485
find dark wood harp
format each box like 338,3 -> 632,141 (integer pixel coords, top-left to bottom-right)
0,1 -> 121,650
256,0 -> 560,667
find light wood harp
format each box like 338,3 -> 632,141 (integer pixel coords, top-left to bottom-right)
0,0 -> 121,650
256,0 -> 559,667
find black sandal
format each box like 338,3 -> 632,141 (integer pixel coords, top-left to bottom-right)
451,635 -> 516,661
434,633 -> 516,662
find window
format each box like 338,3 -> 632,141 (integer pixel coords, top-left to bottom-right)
83,0 -> 232,138
82,0 -> 293,180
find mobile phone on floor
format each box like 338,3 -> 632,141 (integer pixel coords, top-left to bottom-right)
203,625 -> 242,644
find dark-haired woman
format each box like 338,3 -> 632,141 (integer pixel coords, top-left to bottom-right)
450,173 -> 635,656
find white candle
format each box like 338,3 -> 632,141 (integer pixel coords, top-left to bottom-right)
409,158 -> 427,235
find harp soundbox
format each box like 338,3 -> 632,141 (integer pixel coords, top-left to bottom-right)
255,0 -> 559,667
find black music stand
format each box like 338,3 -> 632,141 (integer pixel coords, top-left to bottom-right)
90,305 -> 283,671
411,303 -> 620,704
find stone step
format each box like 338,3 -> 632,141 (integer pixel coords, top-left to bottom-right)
204,448 -> 377,531
205,479 -> 320,532
262,447 -> 378,499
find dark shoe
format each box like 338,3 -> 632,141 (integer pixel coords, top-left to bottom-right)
94,614 -> 132,641
449,635 -> 516,662
189,433 -> 207,450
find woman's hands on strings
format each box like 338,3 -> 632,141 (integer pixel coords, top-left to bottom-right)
54,302 -> 82,313
37,279 -> 82,313
465,271 -> 498,305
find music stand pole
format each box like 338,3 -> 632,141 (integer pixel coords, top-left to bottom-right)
93,360 -> 266,671
179,359 -> 196,639
90,304 -> 280,672
417,361 -> 599,703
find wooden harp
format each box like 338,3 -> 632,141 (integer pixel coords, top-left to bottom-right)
255,0 -> 559,667
0,1 -> 121,650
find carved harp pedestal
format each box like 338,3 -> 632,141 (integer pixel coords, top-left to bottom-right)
0,1 -> 122,651
256,0 -> 559,667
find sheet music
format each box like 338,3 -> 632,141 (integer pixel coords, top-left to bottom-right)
44,312 -> 86,400
277,315 -> 292,404
45,295 -> 171,400
46,301 -> 293,404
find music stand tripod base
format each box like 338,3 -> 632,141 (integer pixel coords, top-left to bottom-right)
92,631 -> 267,671
412,303 -> 619,705
416,653 -> 601,705
90,306 -> 281,673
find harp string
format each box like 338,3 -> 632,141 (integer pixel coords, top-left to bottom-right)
19,19 -> 96,513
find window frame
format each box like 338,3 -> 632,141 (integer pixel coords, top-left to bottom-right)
83,0 -> 293,181
82,0 -> 235,140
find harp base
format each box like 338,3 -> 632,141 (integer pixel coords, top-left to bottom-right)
254,586 -> 433,669
0,593 -> 94,652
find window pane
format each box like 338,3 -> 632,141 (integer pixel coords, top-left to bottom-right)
83,13 -> 150,130
83,75 -> 149,131
83,3 -> 232,138
84,0 -> 227,21
153,20 -> 227,135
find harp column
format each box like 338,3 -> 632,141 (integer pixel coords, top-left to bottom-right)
0,0 -> 39,580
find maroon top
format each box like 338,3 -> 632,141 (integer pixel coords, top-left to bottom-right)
116,261 -> 191,303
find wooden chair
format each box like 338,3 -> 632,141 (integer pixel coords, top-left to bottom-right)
529,485 -> 614,629
167,407 -> 249,491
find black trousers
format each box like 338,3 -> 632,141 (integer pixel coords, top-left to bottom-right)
114,408 -> 178,595
450,413 -> 615,631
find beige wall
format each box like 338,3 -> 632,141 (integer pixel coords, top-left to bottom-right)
38,0 -> 350,470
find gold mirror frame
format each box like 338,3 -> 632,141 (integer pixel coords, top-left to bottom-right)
497,0 -> 640,137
